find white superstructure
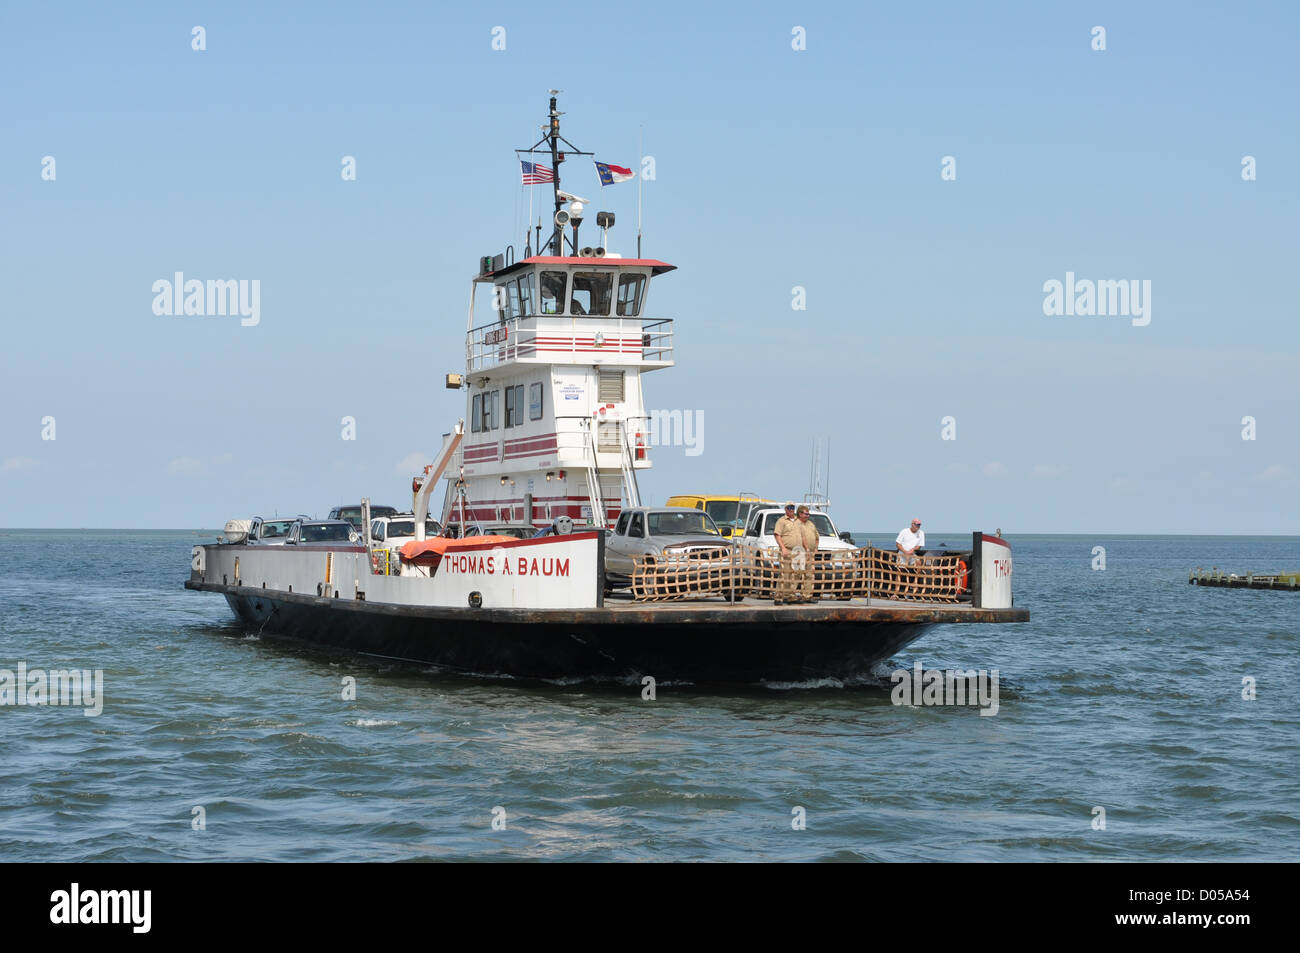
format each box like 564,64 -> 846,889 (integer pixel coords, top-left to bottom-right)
437,252 -> 675,530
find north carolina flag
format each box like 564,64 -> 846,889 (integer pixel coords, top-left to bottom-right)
594,160 -> 636,186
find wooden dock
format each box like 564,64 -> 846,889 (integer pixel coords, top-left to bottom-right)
1189,568 -> 1300,591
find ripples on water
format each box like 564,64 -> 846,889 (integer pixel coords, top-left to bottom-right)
0,530 -> 1295,861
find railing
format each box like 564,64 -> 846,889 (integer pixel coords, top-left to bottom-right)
640,319 -> 673,363
466,315 -> 674,372
554,415 -> 594,458
629,547 -> 971,604
631,546 -> 736,601
550,416 -> 651,469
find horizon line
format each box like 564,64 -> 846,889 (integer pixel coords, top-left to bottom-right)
1,527 -> 1298,539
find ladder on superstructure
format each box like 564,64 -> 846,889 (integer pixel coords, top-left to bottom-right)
583,421 -> 606,528
618,423 -> 641,508
581,420 -> 641,528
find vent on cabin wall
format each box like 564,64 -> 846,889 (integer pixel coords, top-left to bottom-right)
597,370 -> 625,403
597,421 -> 621,452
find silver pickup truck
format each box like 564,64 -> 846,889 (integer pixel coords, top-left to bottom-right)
603,506 -> 732,588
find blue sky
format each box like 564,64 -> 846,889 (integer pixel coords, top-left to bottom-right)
2,1 -> 1297,533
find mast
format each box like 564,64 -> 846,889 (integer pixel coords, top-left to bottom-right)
548,94 -> 563,256
516,92 -> 593,257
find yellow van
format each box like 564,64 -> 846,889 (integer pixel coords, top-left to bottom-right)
664,495 -> 778,538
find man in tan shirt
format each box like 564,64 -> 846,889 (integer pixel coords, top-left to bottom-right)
773,503 -> 799,605
774,503 -> 820,604
793,505 -> 820,602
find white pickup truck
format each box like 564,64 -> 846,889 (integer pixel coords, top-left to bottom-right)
736,507 -> 858,598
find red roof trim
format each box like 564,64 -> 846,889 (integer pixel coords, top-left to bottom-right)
519,256 -> 674,268
480,256 -> 676,279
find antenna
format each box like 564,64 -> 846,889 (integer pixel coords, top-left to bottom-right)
808,439 -> 817,500
637,126 -> 643,258
807,436 -> 831,508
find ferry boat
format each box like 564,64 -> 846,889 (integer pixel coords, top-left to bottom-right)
184,95 -> 1028,683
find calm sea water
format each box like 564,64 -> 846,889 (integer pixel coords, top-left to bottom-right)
0,529 -> 1295,861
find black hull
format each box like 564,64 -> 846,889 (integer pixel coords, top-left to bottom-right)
214,588 -> 939,683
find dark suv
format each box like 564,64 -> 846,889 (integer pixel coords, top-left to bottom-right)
328,504 -> 398,529
285,520 -> 363,546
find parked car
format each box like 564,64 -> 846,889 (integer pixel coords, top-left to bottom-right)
442,523 -> 535,540
285,519 -> 362,545
370,514 -> 442,545
369,514 -> 443,561
366,514 -> 442,574
664,494 -> 778,539
737,507 -> 859,598
248,517 -> 303,545
604,506 -> 737,596
328,504 -> 398,530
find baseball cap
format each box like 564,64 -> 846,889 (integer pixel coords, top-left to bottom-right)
784,501 -> 796,510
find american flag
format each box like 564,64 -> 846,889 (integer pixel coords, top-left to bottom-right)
520,160 -> 554,185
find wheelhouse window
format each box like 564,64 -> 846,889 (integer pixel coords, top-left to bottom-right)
570,272 -> 612,316
493,274 -> 536,319
482,390 -> 499,430
540,272 -> 567,314
471,393 -> 483,433
517,273 -> 535,316
616,274 -> 645,316
528,382 -> 543,420
505,384 -> 525,427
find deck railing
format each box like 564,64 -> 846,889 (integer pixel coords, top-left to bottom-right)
629,547 -> 971,604
466,315 -> 674,372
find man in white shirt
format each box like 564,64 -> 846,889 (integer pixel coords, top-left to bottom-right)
896,518 -> 924,567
